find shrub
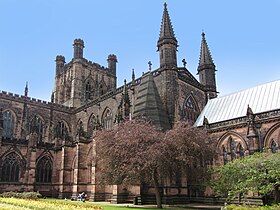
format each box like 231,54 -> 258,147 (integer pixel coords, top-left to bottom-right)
0,191 -> 42,199
225,204 -> 280,210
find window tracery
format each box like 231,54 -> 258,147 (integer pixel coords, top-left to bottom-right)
0,153 -> 22,182
183,96 -> 199,123
30,116 -> 43,144
103,109 -> 113,130
36,157 -> 52,183
2,110 -> 14,140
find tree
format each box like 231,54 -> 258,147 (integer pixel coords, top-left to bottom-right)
96,119 -> 215,208
211,152 -> 280,205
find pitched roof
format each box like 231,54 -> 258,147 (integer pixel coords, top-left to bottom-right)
194,80 -> 280,126
133,72 -> 171,130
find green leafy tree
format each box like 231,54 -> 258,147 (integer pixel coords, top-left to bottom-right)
96,120 -> 215,208
211,152 -> 280,205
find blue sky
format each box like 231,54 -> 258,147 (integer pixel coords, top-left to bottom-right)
0,0 -> 279,101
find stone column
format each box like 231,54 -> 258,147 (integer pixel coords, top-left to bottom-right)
72,143 -> 79,199
58,146 -> 65,198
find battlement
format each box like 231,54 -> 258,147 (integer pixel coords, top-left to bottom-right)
55,55 -> 65,62
73,38 -> 84,47
0,90 -> 73,112
81,58 -> 109,71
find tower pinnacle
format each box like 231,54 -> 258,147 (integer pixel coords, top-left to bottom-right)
198,32 -> 215,69
24,82 -> 28,97
157,2 -> 178,68
158,2 -> 176,41
197,32 -> 217,99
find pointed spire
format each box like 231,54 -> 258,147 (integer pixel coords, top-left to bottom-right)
51,91 -> 54,103
24,82 -> 28,97
123,79 -> 130,105
159,2 -> 176,40
198,32 -> 215,69
132,68 -> 135,82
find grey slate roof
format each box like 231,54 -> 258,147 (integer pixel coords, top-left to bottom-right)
194,79 -> 280,126
133,72 -> 171,130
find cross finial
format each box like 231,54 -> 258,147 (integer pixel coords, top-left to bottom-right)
148,61 -> 152,71
182,59 -> 187,68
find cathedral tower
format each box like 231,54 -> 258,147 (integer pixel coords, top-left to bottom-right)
157,2 -> 178,126
197,32 -> 217,99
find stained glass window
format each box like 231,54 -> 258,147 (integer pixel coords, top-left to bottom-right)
103,109 -> 113,130
0,153 -> 21,182
36,157 -> 52,183
2,111 -> 14,140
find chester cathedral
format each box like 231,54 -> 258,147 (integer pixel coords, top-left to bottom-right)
0,3 -> 279,204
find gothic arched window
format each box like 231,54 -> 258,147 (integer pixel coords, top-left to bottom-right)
55,121 -> 68,140
31,116 -> 43,144
99,84 -> 104,96
238,144 -> 244,158
271,140 -> 278,154
85,81 -> 91,101
87,115 -> 98,137
223,146 -> 227,165
183,96 -> 199,123
103,109 -> 113,130
2,110 -> 14,140
36,157 -> 52,183
230,138 -> 236,160
0,153 -> 22,182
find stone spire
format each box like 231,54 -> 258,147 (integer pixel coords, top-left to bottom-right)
158,2 -> 176,41
198,32 -> 215,68
157,2 -> 178,68
197,32 -> 217,99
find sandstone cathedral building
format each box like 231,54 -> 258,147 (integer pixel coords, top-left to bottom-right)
0,3 -> 279,204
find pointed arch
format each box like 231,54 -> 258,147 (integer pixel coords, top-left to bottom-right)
54,120 -> 70,140
30,115 -> 44,144
85,77 -> 94,101
2,109 -> 16,140
183,95 -> 200,123
217,131 -> 248,151
87,113 -> 98,138
76,119 -> 86,138
0,152 -> 25,182
36,156 -> 53,183
222,146 -> 227,165
229,137 -> 236,160
237,143 -> 245,158
263,122 -> 280,149
99,79 -> 107,96
217,131 -> 248,163
102,108 -> 113,130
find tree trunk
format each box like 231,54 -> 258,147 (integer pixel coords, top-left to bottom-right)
152,169 -> 162,209
262,194 -> 269,206
274,186 -> 280,204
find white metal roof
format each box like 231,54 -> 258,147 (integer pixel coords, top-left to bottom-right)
194,79 -> 280,126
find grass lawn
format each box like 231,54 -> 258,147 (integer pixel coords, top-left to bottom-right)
0,198 -> 186,210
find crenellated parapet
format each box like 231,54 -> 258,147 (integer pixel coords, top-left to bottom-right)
0,90 -> 73,113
